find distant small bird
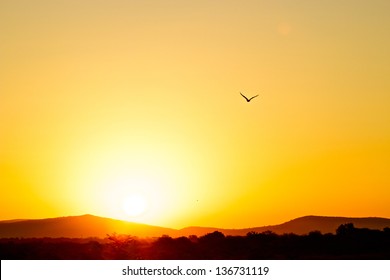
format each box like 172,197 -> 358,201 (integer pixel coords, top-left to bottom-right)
240,92 -> 259,102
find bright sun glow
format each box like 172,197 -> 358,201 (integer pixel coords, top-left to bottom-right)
122,194 -> 148,217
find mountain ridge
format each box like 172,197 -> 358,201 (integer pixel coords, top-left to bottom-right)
1,214 -> 390,238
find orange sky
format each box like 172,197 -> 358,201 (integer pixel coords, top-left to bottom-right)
1,0 -> 390,229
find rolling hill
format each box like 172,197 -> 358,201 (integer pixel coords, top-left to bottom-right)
1,214 -> 389,238
0,214 -> 177,238
204,215 -> 390,236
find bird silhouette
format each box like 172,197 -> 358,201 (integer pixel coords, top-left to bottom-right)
240,92 -> 259,102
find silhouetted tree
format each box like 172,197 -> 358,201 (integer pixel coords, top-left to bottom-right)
336,223 -> 355,236
106,233 -> 140,259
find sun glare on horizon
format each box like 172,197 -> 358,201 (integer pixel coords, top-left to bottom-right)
1,1 -> 390,229
122,194 -> 148,218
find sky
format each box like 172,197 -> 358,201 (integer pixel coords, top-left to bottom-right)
1,0 -> 390,229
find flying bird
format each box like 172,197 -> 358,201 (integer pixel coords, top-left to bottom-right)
240,92 -> 259,102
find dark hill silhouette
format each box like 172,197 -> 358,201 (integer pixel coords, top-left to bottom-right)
179,216 -> 390,236
1,214 -> 390,238
0,219 -> 29,224
260,216 -> 390,235
0,214 -> 177,238
210,216 -> 390,236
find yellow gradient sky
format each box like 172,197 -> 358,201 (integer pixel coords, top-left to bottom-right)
1,0 -> 389,229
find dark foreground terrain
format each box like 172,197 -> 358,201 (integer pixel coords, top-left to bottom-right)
1,224 -> 390,259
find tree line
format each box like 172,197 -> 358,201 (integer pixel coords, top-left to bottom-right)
1,223 -> 389,259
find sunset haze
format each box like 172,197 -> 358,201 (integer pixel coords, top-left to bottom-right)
1,0 -> 389,229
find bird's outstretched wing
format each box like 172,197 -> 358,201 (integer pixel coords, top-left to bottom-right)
240,92 -> 250,102
248,94 -> 259,101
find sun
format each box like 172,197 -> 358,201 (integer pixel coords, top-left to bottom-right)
122,194 -> 148,217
